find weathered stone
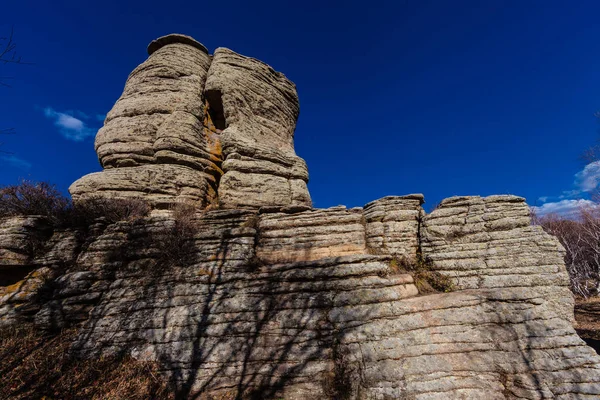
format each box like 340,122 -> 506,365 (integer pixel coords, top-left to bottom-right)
364,194 -> 424,262
205,48 -> 311,208
69,34 -> 311,210
421,195 -> 573,320
0,216 -> 51,267
3,34 -> 600,399
70,165 -> 217,209
70,34 -> 221,208
1,196 -> 600,398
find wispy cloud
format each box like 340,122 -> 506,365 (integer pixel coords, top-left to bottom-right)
575,161 -> 600,192
42,107 -> 97,141
536,161 -> 600,218
558,189 -> 582,199
96,114 -> 106,122
532,199 -> 597,218
0,154 -> 32,170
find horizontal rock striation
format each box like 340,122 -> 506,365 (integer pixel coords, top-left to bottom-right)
364,195 -> 424,262
421,195 -> 573,320
1,194 -> 600,398
205,48 -> 311,209
70,34 -> 311,209
256,206 -> 367,264
3,33 -> 600,400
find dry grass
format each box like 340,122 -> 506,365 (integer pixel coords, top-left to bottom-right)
0,323 -> 173,400
153,202 -> 200,267
389,254 -> 454,294
575,296 -> 600,340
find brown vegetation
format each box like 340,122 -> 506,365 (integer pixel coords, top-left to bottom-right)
389,254 -> 454,294
0,181 -> 71,222
0,323 -> 173,400
153,202 -> 200,267
0,180 -> 150,228
535,206 -> 600,298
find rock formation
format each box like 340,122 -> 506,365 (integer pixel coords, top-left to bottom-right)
70,34 -> 311,210
2,34 -> 600,399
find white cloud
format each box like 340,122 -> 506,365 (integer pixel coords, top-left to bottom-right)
532,199 -> 597,218
43,107 -> 96,141
536,161 -> 600,214
558,189 -> 582,199
0,154 -> 32,170
575,161 -> 600,193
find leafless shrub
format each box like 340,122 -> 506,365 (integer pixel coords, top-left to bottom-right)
69,196 -> 150,226
0,180 -> 70,221
536,207 -> 600,298
154,202 -> 200,267
0,180 -> 151,230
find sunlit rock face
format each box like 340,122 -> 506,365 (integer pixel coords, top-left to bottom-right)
2,195 -> 600,399
2,34 -> 600,399
205,48 -> 311,209
70,34 -> 311,210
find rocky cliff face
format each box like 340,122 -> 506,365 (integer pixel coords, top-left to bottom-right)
2,34 -> 600,399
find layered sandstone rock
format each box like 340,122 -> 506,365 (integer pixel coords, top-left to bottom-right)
70,34 -> 311,209
3,34 -> 600,399
2,194 -> 600,398
0,217 -> 79,325
363,194 -> 424,262
205,48 -> 311,208
421,195 -> 573,319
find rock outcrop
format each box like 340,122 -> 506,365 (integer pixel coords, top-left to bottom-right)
2,195 -> 600,399
2,34 -> 600,399
70,34 -> 311,210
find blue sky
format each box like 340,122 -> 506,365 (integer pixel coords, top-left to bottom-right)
1,0 -> 600,214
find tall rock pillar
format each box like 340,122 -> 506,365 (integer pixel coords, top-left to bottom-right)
205,48 -> 311,209
70,34 -> 312,210
70,34 -> 222,208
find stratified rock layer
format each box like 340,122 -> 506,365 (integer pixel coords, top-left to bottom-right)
206,48 -> 311,209
70,34 -> 311,209
4,33 -> 600,400
364,195 -> 424,262
2,195 -> 600,399
421,195 -> 573,319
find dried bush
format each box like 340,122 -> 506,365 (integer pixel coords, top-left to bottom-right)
0,180 -> 70,222
536,207 -> 600,298
0,323 -> 173,400
0,180 -> 151,229
389,254 -> 454,294
68,196 -> 151,227
154,202 -> 200,267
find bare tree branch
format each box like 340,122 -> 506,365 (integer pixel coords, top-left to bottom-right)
0,27 -> 23,65
0,27 -> 27,154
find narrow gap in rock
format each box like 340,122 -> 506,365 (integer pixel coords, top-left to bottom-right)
205,90 -> 226,132
0,265 -> 37,287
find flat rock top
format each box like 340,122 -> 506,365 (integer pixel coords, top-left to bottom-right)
147,33 -> 208,55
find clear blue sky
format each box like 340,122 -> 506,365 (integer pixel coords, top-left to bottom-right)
1,0 -> 600,213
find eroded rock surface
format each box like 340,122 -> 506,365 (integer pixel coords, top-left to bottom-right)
206,48 -> 310,209
3,34 -> 600,399
1,195 -> 600,399
70,34 -> 311,209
